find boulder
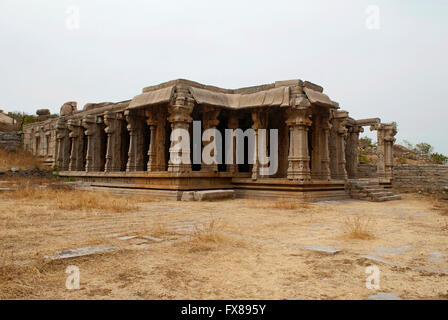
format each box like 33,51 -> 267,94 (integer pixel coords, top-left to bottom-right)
60,102 -> 77,116
36,109 -> 50,116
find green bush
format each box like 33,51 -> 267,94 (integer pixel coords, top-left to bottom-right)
430,153 -> 448,164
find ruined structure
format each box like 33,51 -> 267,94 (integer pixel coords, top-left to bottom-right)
22,79 -> 399,201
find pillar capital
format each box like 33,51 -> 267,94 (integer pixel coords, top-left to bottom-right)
285,106 -> 312,128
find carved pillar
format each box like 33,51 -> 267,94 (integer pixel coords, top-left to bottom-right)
285,94 -> 312,181
332,111 -> 348,180
55,118 -> 71,171
372,123 -> 394,179
83,115 -> 105,172
145,108 -> 157,171
251,110 -> 268,179
143,106 -> 167,171
201,108 -> 220,172
346,125 -> 364,179
320,111 -> 332,181
167,87 -> 194,173
383,124 -> 397,180
68,119 -> 85,171
125,110 -> 145,172
104,111 -> 123,172
226,112 -> 239,174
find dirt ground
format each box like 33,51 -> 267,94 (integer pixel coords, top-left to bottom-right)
1,182 -> 447,300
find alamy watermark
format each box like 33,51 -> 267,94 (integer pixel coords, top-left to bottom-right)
365,5 -> 381,30
170,121 -> 279,175
65,265 -> 80,290
365,265 -> 380,290
65,5 -> 80,30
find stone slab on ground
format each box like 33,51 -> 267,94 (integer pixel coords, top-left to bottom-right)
118,235 -> 138,240
46,245 -> 115,260
290,245 -> 341,255
409,265 -> 448,275
195,189 -> 235,201
367,292 -> 402,300
142,235 -> 163,242
360,255 -> 395,266
181,190 -> 235,201
375,245 -> 412,256
180,191 -> 195,201
427,251 -> 446,264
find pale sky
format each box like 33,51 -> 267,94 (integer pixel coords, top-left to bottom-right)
0,0 -> 447,154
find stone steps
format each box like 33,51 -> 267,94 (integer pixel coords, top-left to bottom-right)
346,179 -> 401,202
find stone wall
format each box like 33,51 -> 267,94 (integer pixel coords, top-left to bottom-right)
358,163 -> 378,178
0,131 -> 22,151
393,164 -> 448,194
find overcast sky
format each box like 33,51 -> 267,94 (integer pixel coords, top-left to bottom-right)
0,0 -> 446,153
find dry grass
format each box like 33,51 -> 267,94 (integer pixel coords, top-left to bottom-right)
433,200 -> 448,216
2,182 -> 140,213
247,199 -> 313,210
149,222 -> 176,238
0,147 -> 42,170
190,218 -> 226,243
342,216 -> 375,240
180,218 -> 229,253
441,219 -> 448,232
0,122 -> 20,132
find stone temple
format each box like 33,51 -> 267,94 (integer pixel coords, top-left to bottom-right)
22,79 -> 399,201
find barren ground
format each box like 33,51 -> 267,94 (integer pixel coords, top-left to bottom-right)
1,181 -> 447,300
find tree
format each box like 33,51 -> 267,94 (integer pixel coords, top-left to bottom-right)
359,137 -> 376,148
403,140 -> 414,151
415,142 -> 433,155
430,153 -> 448,164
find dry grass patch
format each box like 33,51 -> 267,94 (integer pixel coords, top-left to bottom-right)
342,216 -> 375,240
0,147 -> 42,170
2,183 -> 140,213
55,190 -> 139,212
179,218 -> 230,253
433,200 -> 448,216
247,199 -> 313,210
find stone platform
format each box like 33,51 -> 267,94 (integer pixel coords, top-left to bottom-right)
61,171 -> 351,202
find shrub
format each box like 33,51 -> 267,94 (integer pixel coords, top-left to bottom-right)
430,153 -> 448,164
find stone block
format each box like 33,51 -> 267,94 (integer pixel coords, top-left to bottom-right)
360,255 -> 395,266
290,245 -> 341,255
193,189 -> 235,201
367,292 -> 402,300
142,235 -> 163,242
181,191 -> 195,201
46,245 -> 115,260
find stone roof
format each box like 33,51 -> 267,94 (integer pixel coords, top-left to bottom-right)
128,79 -> 339,110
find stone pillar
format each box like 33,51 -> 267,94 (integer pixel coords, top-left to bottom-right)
145,108 -> 157,172
320,111 -> 332,181
371,123 -> 396,180
103,111 -> 123,172
55,118 -> 71,171
226,112 -> 239,174
167,87 -> 194,173
83,115 -> 105,172
201,108 -> 220,172
285,95 -> 312,181
345,125 -> 364,179
383,124 -> 397,180
125,110 -> 146,172
251,110 -> 268,179
67,119 -> 85,171
333,110 -> 348,180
